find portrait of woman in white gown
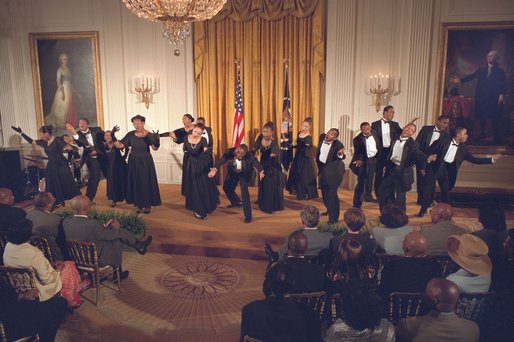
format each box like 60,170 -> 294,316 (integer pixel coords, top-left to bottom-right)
45,53 -> 78,130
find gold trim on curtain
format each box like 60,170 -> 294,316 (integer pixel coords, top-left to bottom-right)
194,0 -> 325,162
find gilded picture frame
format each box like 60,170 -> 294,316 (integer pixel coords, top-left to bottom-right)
29,31 -> 103,135
434,22 -> 514,154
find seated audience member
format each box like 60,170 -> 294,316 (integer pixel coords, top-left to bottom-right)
325,239 -> 371,296
0,281 -> 67,342
330,208 -> 377,256
378,232 -> 440,300
26,191 -> 66,260
3,219 -> 88,307
324,279 -> 395,342
473,203 -> 509,259
240,262 -> 314,342
420,203 -> 466,255
62,195 -> 152,280
0,188 -> 26,233
446,234 -> 492,293
491,228 -> 514,293
397,278 -> 479,342
370,204 -> 413,255
278,205 -> 332,260
283,231 -> 325,293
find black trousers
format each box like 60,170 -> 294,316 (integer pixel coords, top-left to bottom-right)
353,157 -> 377,208
374,147 -> 391,196
223,173 -> 252,219
321,178 -> 340,223
377,165 -> 407,212
85,157 -> 101,201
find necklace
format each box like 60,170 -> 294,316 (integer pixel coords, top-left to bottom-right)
262,139 -> 272,150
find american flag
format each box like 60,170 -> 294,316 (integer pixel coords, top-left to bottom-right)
232,68 -> 244,147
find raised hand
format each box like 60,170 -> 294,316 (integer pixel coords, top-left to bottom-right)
11,126 -> 22,134
65,123 -> 75,133
111,125 -> 120,133
259,170 -> 265,181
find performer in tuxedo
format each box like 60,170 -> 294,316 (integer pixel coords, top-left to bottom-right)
196,117 -> 214,149
209,144 -> 262,223
316,128 -> 345,224
159,113 -> 195,196
377,123 -> 436,211
416,127 -> 501,217
65,118 -> 105,201
415,115 -> 450,205
371,106 -> 402,196
350,122 -> 380,208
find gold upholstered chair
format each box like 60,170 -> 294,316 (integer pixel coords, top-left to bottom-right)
29,236 -> 55,263
388,292 -> 432,325
65,240 -> 121,306
0,266 -> 37,293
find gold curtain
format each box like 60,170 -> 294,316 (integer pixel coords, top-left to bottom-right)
194,0 -> 325,159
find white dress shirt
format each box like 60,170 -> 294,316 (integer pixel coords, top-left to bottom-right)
201,129 -> 210,145
390,138 -> 408,166
365,135 -> 378,158
319,141 -> 332,164
444,139 -> 459,163
381,119 -> 391,147
73,130 -> 95,147
429,127 -> 441,146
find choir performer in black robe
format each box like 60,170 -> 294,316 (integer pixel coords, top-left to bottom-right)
286,118 -> 318,200
103,130 -> 127,207
112,115 -> 161,214
254,122 -> 284,214
12,125 -> 80,206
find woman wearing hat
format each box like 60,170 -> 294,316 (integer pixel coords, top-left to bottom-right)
446,234 -> 492,293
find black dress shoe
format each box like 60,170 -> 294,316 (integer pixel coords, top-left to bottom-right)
416,208 -> 427,218
244,216 -> 252,223
321,211 -> 328,216
228,202 -> 243,208
194,212 -> 205,220
142,207 -> 151,214
113,270 -> 129,282
134,236 -> 152,255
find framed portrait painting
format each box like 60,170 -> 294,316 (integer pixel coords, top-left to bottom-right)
29,31 -> 103,135
435,22 -> 514,153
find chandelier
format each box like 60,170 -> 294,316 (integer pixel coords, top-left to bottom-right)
122,0 -> 227,45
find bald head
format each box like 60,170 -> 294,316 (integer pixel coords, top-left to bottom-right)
431,203 -> 453,223
426,278 -> 460,313
0,188 -> 14,206
287,231 -> 308,256
402,231 -> 428,257
70,195 -> 92,215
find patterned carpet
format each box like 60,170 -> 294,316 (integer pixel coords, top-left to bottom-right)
56,252 -> 268,342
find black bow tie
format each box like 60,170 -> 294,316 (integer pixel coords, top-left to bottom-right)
382,120 -> 390,124
364,134 -> 372,139
399,138 -> 408,143
434,128 -> 440,133
452,143 -> 459,147
81,130 -> 90,135
323,141 -> 332,145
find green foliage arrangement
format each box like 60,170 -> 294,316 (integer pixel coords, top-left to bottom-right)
54,208 -> 147,237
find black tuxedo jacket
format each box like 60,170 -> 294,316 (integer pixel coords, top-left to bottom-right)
350,131 -> 380,175
430,138 -> 493,190
371,119 -> 401,150
215,148 -> 261,180
415,125 -> 450,154
386,138 -> 427,192
202,126 -> 214,149
74,127 -> 105,157
316,134 -> 345,188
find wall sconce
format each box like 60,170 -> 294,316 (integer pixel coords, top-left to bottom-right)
129,74 -> 160,109
368,73 -> 395,112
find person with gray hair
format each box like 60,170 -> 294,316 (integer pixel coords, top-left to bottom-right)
278,205 -> 332,259
420,203 -> 466,255
26,191 -> 67,260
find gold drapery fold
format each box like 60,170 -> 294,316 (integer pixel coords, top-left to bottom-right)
194,0 -> 325,162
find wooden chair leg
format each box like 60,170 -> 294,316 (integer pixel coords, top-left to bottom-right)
95,270 -> 100,306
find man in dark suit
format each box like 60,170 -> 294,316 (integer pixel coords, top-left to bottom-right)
350,122 -> 380,207
62,195 -> 152,280
316,128 -> 346,224
209,144 -> 262,223
26,191 -> 67,260
417,127 -> 500,216
66,118 -> 105,201
371,105 -> 402,196
415,115 -> 450,206
196,117 -> 214,149
455,50 -> 507,142
0,188 -> 26,233
281,231 -> 325,294
377,123 -> 436,211
0,281 -> 68,342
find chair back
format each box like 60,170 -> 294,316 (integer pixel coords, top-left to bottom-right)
0,233 -> 6,265
66,240 -> 99,271
456,292 -> 495,323
0,266 -> 37,293
288,291 -> 327,322
389,292 -> 432,325
29,236 -> 55,263
429,255 -> 459,277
